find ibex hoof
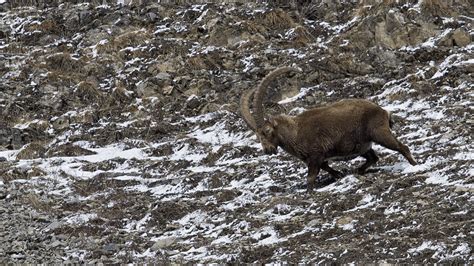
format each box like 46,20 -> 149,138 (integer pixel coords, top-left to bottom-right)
314,176 -> 336,188
333,171 -> 344,179
356,168 -> 366,175
355,168 -> 380,175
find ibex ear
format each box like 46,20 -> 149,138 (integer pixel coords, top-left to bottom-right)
268,117 -> 278,127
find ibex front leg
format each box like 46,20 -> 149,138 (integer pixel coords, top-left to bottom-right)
306,161 -> 321,192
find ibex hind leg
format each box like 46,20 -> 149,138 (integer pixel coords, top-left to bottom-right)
372,127 -> 417,165
357,148 -> 379,174
321,161 -> 344,179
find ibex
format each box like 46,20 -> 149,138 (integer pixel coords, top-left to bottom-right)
240,67 -> 417,191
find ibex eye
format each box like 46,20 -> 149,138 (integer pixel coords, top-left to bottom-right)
264,127 -> 272,136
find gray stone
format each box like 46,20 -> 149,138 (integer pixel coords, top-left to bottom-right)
45,221 -> 62,232
186,95 -> 201,110
51,116 -> 70,132
151,237 -> 176,250
452,28 -> 471,47
146,12 -> 158,22
16,142 -> 47,160
50,240 -> 63,248
103,243 -> 118,253
79,10 -> 94,26
156,72 -> 171,81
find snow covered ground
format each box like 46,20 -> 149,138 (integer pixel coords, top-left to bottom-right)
0,1 -> 472,263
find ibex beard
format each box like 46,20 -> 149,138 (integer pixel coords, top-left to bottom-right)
241,67 -> 417,191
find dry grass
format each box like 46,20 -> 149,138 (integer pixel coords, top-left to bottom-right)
420,0 -> 459,16
25,192 -> 52,212
103,84 -> 133,108
356,0 -> 463,16
1,166 -> 32,182
45,52 -> 78,72
153,39 -> 191,58
46,143 -> 96,158
38,52 -> 89,85
0,169 -> 17,183
0,42 -> 28,54
260,9 -> 297,30
354,0 -> 401,17
187,56 -> 208,70
75,81 -> 104,105
239,20 -> 266,34
44,71 -> 80,86
26,19 -> 64,35
96,29 -> 152,54
118,48 -> 148,61
288,25 -> 314,46
186,54 -> 221,71
1,101 -> 26,124
358,0 -> 398,5
16,141 -> 47,160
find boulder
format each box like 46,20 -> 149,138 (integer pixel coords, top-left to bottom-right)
451,28 -> 471,47
46,143 -> 96,158
16,142 -> 47,160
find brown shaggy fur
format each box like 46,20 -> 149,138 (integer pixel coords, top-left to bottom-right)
241,67 -> 417,191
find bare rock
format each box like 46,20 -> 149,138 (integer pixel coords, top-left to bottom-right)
374,11 -> 437,49
46,143 -> 96,158
16,142 -> 47,160
151,237 -> 177,250
185,94 -> 202,110
51,116 -> 70,132
344,5 -> 438,50
440,28 -> 471,47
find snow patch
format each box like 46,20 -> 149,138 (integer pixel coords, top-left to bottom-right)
317,175 -> 359,193
188,120 -> 253,148
64,213 -> 98,225
253,226 -> 285,245
241,54 -> 255,73
278,87 -> 313,104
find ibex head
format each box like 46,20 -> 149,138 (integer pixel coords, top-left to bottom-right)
257,118 -> 280,154
240,67 -> 300,155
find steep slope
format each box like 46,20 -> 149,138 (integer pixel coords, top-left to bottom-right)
0,1 -> 472,263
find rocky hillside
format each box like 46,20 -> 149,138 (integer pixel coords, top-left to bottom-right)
0,0 -> 472,263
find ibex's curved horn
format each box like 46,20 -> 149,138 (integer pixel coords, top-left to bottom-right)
253,67 -> 301,128
240,89 -> 257,131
